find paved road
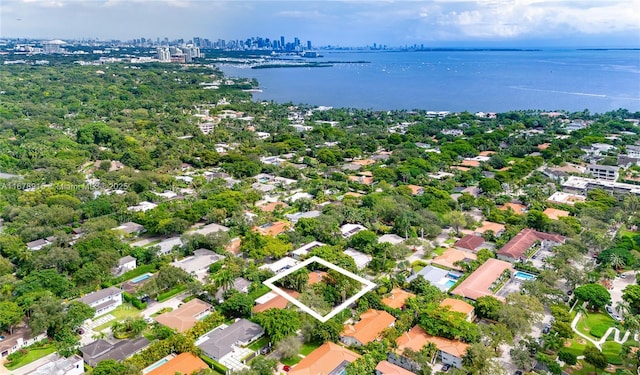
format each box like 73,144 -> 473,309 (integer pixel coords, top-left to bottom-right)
142,293 -> 187,318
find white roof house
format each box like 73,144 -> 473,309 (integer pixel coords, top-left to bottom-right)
258,257 -> 299,274
340,224 -> 367,239
343,248 -> 372,270
127,201 -> 158,212
291,241 -> 326,259
378,234 -> 405,245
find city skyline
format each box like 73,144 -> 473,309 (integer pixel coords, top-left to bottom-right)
1,0 -> 639,48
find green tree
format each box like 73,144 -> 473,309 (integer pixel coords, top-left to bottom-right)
0,301 -> 23,335
253,309 -> 301,343
219,293 -> 254,318
583,346 -> 607,374
558,349 -> 578,365
275,335 -> 302,360
474,296 -> 502,320
574,284 -> 611,310
463,343 -> 507,375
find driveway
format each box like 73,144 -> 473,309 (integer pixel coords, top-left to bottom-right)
610,271 -> 636,307
142,293 -> 187,318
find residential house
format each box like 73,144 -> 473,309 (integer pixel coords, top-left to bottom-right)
0,325 -> 47,358
432,248 -> 478,271
343,248 -> 372,270
291,241 -> 326,259
543,208 -> 570,221
253,290 -> 299,313
28,354 -> 84,375
473,221 -> 506,237
340,309 -> 396,346
454,235 -> 486,253
381,288 -> 415,310
252,221 -> 290,236
378,234 -> 404,245
26,238 -> 52,251
406,266 -> 460,292
284,211 -> 322,225
259,257 -> 299,274
112,255 -> 137,276
348,175 -> 374,185
451,258 -> 513,301
439,298 -> 475,322
586,164 -> 619,181
197,319 -> 264,362
562,176 -> 640,196
547,191 -> 586,206
340,224 -> 367,239
215,277 -> 251,301
154,299 -> 213,333
497,228 -> 566,262
154,236 -> 183,256
146,353 -> 208,375
375,360 -> 415,375
288,342 -> 360,375
171,249 -> 223,281
127,201 -> 157,212
258,201 -> 289,212
406,184 -> 424,196
499,202 -> 527,215
78,286 -> 123,318
389,326 -> 468,371
79,338 -> 150,367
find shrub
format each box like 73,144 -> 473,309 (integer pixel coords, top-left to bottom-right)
590,323 -> 610,338
558,349 -> 577,365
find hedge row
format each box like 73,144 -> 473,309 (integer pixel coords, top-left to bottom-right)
157,284 -> 187,302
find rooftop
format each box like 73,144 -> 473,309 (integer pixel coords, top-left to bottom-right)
197,319 -> 264,360
454,235 -> 485,252
543,208 -> 570,220
432,248 -> 478,270
146,353 -> 208,375
341,309 -> 396,345
497,228 -> 566,260
288,342 -> 360,375
375,360 -> 415,375
439,298 -> 474,316
381,288 -> 415,309
451,258 -> 513,300
154,299 -> 213,333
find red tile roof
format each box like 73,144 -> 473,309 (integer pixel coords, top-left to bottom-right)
289,342 -> 360,375
454,234 -> 485,251
497,228 -> 566,260
381,288 -> 415,309
341,309 -> 396,345
147,353 -> 208,375
375,360 -> 415,375
451,258 -> 513,300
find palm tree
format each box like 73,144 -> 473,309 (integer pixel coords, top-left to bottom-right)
211,268 -> 235,294
609,253 -> 626,271
616,300 -> 631,317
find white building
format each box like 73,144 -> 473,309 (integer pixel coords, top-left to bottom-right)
28,354 -> 84,375
78,287 -> 123,318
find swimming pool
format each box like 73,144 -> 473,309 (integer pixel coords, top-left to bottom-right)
444,280 -> 457,289
142,358 -> 169,374
514,271 -> 536,281
131,273 -> 152,283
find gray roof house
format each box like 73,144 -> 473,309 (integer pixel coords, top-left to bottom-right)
215,277 -> 252,301
79,338 -> 149,367
197,319 -> 264,361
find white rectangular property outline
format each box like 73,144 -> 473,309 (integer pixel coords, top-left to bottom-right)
262,256 -> 377,322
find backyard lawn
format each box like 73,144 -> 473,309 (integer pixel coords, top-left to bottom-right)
601,341 -> 624,365
93,304 -> 142,331
5,344 -> 56,370
562,338 -> 591,357
575,312 -> 616,339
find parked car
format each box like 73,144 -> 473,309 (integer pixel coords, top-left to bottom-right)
442,364 -> 451,372
621,273 -> 627,279
515,371 -> 523,375
606,305 -> 613,314
283,365 -> 291,372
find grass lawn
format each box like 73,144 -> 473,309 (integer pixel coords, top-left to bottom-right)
93,304 -> 142,331
601,341 -> 624,365
280,355 -> 303,366
5,344 -> 56,370
247,337 -> 270,351
575,312 -> 615,339
300,342 -> 320,356
563,338 -> 592,357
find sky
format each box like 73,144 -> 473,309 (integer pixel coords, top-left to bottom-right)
1,0 -> 639,47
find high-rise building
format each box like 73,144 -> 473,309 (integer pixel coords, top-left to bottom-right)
280,36 -> 285,50
156,47 -> 170,61
307,41 -> 312,50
